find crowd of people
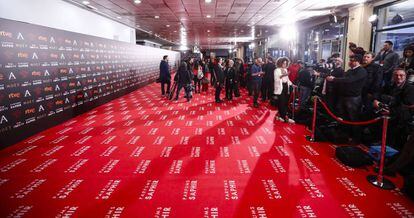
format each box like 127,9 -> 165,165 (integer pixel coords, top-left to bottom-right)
159,41 -> 414,176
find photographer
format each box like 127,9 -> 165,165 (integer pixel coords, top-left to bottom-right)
326,54 -> 367,144
297,65 -> 315,111
373,68 -> 414,150
321,57 -> 345,111
362,52 -> 383,114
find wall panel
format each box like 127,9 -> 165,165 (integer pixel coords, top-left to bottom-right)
0,18 -> 180,148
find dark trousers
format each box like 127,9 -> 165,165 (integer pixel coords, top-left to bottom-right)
337,96 -> 362,140
252,80 -> 262,104
215,85 -> 222,102
388,130 -> 414,172
211,73 -> 216,86
383,72 -> 393,91
299,86 -> 312,110
194,78 -> 201,93
234,82 -> 240,97
161,81 -> 171,95
226,83 -> 234,100
175,83 -> 190,100
261,78 -> 273,101
278,83 -> 290,118
247,76 -> 253,95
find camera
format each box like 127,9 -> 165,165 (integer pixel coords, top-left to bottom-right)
375,102 -> 390,114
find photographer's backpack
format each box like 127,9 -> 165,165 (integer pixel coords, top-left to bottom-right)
335,146 -> 373,168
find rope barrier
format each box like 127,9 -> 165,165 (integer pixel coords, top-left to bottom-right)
304,95 -> 395,190
316,97 -> 382,126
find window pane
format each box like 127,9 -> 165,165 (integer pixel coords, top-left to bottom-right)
377,0 -> 414,30
375,26 -> 414,55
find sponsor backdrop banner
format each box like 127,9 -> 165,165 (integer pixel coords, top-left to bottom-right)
0,18 -> 180,148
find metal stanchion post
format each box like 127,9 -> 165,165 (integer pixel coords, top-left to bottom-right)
367,116 -> 395,190
292,86 -> 296,120
306,96 -> 318,142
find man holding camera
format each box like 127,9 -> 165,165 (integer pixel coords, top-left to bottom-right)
362,52 -> 383,114
326,54 -> 367,144
373,68 -> 414,150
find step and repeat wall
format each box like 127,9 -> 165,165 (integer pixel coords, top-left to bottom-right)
0,18 -> 180,148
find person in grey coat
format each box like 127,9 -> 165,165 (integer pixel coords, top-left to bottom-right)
374,40 -> 400,90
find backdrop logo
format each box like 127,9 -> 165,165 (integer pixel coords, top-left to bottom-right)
296,205 -> 316,217
203,207 -> 219,217
299,178 -> 324,198
224,180 -> 238,200
182,180 -> 197,200
0,31 -> 13,38
205,160 -> 216,174
139,180 -> 159,200
154,207 -> 171,218
250,207 -> 268,217
96,179 -> 121,200
106,207 -> 125,217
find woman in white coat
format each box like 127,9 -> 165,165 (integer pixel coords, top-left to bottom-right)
274,57 -> 295,123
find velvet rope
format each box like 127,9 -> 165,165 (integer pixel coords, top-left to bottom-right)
316,97 -> 382,126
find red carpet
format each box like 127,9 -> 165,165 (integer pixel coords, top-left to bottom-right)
0,83 -> 413,217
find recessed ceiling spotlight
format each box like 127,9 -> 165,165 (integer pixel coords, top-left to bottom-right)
134,0 -> 141,4
206,15 -> 211,18
174,30 -> 177,32
117,16 -> 122,19
166,24 -> 170,27
205,0 -> 212,3
207,30 -> 210,32
155,15 -> 160,19
82,1 -> 90,5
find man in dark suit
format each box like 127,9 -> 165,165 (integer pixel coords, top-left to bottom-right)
159,55 -> 171,96
214,58 -> 225,103
326,54 -> 367,143
374,40 -> 400,89
362,52 -> 383,114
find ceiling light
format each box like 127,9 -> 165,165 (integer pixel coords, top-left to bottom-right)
206,15 -> 212,18
280,24 -> 298,41
207,30 -> 210,32
368,14 -> 378,23
134,0 -> 141,4
205,0 -> 212,3
82,1 -> 90,5
117,16 -> 122,19
166,24 -> 170,27
155,16 -> 160,19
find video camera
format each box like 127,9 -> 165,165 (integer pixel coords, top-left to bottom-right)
375,102 -> 390,114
